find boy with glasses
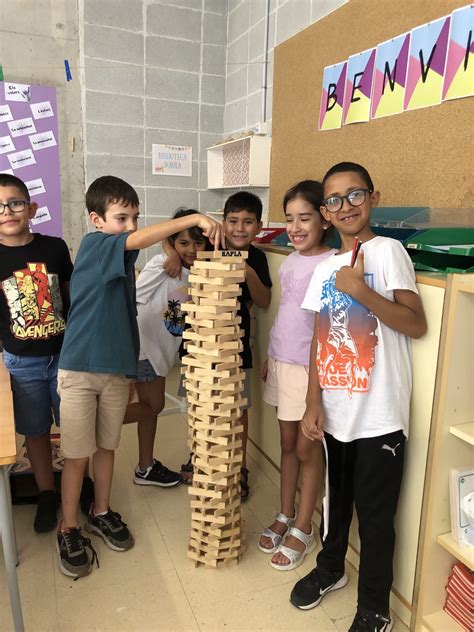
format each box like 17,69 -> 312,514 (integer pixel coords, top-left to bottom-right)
0,173 -> 74,533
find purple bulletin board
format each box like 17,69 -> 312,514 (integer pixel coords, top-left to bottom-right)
0,81 -> 63,237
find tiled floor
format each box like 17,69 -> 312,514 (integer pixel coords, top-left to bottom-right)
1,376 -> 408,631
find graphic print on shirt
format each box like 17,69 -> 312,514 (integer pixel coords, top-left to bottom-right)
280,268 -> 315,305
317,271 -> 378,395
162,283 -> 188,337
1,262 -> 66,340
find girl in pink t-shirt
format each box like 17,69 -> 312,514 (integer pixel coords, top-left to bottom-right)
258,180 -> 336,570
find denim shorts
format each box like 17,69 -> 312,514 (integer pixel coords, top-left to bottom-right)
135,358 -> 159,383
2,350 -> 60,436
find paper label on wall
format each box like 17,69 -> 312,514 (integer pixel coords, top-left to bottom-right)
0,135 -> 15,154
1,168 -> 14,175
7,148 -> 36,169
30,101 -> 54,119
29,130 -> 57,151
25,178 -> 46,196
343,47 -> 376,124
442,5 -> 474,101
404,15 -> 451,111
152,144 -> 192,176
5,82 -> 31,102
8,117 -> 36,137
371,33 -> 411,119
30,206 -> 51,225
318,61 -> 347,130
0,104 -> 13,123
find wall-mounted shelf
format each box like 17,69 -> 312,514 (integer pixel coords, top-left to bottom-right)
437,532 -> 474,571
449,422 -> 474,445
207,136 -> 271,189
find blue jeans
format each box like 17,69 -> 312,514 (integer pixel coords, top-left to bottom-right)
2,351 -> 60,436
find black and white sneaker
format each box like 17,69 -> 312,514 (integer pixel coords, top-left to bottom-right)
134,459 -> 181,487
348,607 -> 393,631
290,566 -> 348,610
85,509 -> 134,551
56,526 -> 98,578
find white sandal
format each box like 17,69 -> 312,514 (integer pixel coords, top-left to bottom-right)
270,526 -> 315,571
257,511 -> 296,554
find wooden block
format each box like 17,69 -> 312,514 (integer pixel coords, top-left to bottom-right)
192,260 -> 246,271
185,344 -> 240,358
189,274 -> 242,287
185,315 -> 242,328
190,288 -> 242,300
182,303 -> 236,315
196,298 -> 239,308
196,250 -> 248,260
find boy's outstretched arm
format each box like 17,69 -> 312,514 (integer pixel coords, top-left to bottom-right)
245,264 -> 271,308
336,251 -> 427,339
301,313 -> 324,442
162,238 -> 182,278
125,214 -> 224,251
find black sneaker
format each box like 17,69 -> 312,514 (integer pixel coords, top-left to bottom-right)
80,476 -> 95,516
34,490 -> 59,533
290,566 -> 348,610
85,509 -> 134,551
348,607 -> 393,631
134,459 -> 181,487
56,527 -> 99,578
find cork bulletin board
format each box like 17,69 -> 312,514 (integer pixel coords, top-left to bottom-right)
268,0 -> 473,222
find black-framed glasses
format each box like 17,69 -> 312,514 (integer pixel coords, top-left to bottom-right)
0,200 -> 29,215
322,188 -> 372,213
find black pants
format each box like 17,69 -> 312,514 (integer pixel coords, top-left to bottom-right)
317,430 -> 405,614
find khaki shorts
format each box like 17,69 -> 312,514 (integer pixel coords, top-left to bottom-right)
58,369 -> 130,458
263,357 -> 309,421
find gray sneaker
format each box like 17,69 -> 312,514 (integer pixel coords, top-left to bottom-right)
85,509 -> 134,551
56,527 -> 99,578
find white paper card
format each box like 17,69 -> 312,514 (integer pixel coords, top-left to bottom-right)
8,117 -> 36,138
1,169 -> 14,176
29,130 -> 57,151
7,149 -> 36,169
30,206 -> 51,225
152,144 -> 192,177
25,178 -> 46,196
30,101 -> 54,119
0,135 -> 15,154
0,104 -> 13,123
5,82 -> 31,102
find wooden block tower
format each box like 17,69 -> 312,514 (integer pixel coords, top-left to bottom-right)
182,250 -> 248,568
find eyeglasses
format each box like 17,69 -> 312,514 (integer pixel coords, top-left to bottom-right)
322,188 -> 372,213
0,200 -> 29,215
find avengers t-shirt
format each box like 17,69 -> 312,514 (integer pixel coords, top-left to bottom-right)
302,236 -> 418,441
0,234 -> 73,356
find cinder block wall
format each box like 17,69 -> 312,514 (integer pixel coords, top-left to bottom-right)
81,0 -> 227,264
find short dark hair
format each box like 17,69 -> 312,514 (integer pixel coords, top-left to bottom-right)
169,208 -> 211,249
0,173 -> 30,201
86,175 -> 139,219
223,191 -> 262,222
284,179 -> 334,244
322,162 -> 374,193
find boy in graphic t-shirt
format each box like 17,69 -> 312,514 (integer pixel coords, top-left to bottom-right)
0,173 -> 74,533
291,162 -> 427,632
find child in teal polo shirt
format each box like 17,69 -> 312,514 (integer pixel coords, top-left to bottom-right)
56,175 -> 222,579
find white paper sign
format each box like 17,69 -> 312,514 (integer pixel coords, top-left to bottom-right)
8,117 -> 36,137
0,104 -> 13,123
1,169 -> 14,176
0,135 -> 15,154
29,130 -> 57,151
5,82 -> 31,102
30,101 -> 54,119
152,144 -> 192,177
30,206 -> 51,225
7,149 -> 36,169
25,178 -> 46,196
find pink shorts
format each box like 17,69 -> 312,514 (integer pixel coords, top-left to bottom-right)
263,357 -> 309,421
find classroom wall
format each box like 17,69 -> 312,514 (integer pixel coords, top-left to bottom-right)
80,0 -> 227,264
223,0 -> 347,220
0,0 -> 85,255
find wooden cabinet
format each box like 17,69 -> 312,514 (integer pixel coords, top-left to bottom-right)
414,274 -> 474,631
207,136 -> 271,189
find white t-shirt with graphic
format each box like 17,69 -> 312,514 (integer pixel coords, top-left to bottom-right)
301,236 -> 418,442
136,254 -> 189,377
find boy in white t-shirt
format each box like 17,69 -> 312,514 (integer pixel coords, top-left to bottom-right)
290,162 -> 427,632
123,209 -> 210,486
